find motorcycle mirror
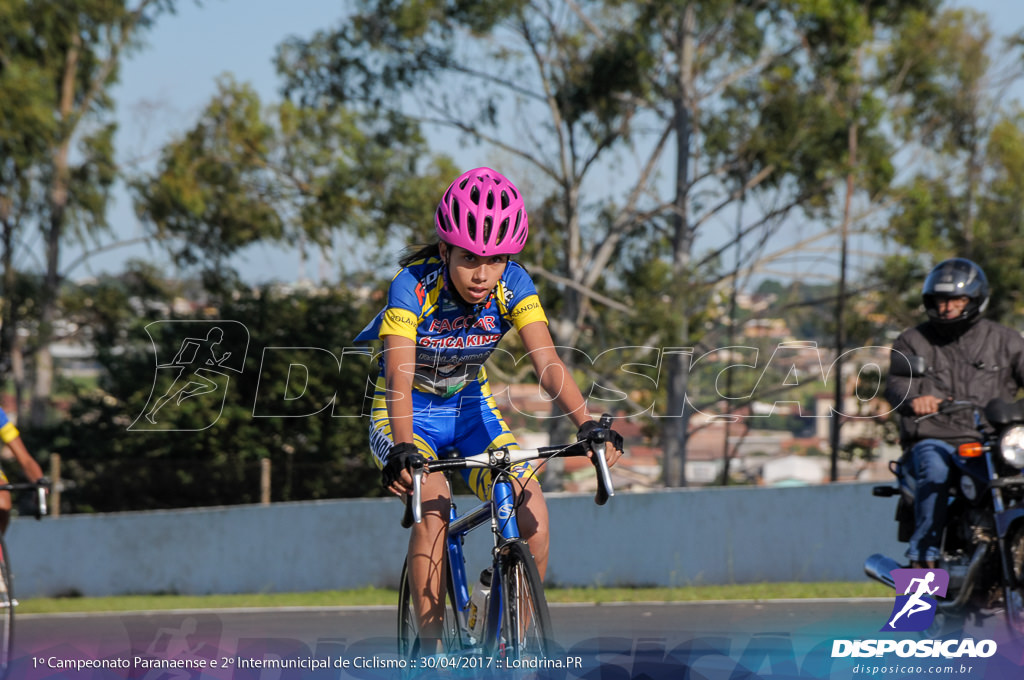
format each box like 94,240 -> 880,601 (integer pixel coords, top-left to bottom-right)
889,351 -> 927,378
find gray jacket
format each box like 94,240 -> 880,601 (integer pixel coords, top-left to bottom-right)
885,319 -> 1024,446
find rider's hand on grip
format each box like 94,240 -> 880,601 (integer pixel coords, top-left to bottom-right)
386,444 -> 425,528
382,442 -> 425,490
576,415 -> 624,454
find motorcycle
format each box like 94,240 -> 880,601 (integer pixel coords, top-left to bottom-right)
866,352 -> 1024,637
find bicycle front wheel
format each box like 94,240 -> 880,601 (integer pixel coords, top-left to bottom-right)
397,557 -> 463,658
0,536 -> 14,679
491,540 -> 552,661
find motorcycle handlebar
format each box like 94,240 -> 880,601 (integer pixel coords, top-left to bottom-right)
914,399 -> 975,423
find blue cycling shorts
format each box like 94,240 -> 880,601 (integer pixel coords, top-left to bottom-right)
368,369 -> 536,500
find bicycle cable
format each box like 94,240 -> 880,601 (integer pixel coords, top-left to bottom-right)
490,441 -> 579,536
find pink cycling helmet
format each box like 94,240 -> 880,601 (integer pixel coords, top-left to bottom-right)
434,167 -> 528,256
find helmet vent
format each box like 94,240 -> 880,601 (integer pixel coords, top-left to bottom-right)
495,217 -> 509,245
436,207 -> 451,234
482,216 -> 493,244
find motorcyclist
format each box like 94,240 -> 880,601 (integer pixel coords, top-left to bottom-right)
884,258 -> 1024,568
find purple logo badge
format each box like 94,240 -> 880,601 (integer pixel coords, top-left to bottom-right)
882,568 -> 949,632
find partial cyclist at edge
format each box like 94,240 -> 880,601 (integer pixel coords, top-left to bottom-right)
355,166 -> 625,655
0,406 -> 47,534
885,258 -> 1024,568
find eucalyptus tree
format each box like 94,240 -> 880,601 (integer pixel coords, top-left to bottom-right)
877,8 -> 1024,325
0,0 -> 178,425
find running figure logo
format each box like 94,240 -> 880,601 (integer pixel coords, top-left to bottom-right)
131,321 -> 249,431
882,568 -> 950,632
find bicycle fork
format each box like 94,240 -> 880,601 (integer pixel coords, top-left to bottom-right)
483,474 -> 521,649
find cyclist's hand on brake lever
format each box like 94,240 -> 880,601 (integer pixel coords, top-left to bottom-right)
577,419 -> 624,467
382,442 -> 426,497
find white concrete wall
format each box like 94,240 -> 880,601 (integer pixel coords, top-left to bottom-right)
5,482 -> 904,598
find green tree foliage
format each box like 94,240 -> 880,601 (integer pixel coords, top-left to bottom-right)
48,270 -> 380,512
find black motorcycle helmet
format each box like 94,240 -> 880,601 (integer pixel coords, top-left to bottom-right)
922,258 -> 989,327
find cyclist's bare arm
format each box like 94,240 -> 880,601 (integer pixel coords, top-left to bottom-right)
383,333 -> 418,495
518,321 -> 623,467
7,437 -> 42,483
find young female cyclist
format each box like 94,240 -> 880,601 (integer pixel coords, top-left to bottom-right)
355,166 -> 623,654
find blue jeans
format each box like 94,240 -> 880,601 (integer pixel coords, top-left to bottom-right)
905,438 -> 957,563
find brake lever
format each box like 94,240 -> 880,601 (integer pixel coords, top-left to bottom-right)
592,439 -> 614,505
411,466 -> 425,524
36,483 -> 48,519
591,413 -> 616,505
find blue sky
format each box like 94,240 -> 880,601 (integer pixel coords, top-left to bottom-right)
88,0 -> 1024,286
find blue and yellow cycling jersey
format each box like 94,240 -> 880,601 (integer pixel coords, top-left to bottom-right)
0,407 -> 19,445
355,256 -> 548,396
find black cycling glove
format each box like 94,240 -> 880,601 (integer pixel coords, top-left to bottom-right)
576,420 -> 624,451
382,442 -> 425,488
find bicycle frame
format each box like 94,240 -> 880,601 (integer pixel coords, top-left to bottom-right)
441,466 -> 525,647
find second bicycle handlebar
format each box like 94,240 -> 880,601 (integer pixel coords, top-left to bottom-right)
0,480 -> 51,519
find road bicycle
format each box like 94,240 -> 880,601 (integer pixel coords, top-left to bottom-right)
396,415 -> 616,666
0,480 -> 49,680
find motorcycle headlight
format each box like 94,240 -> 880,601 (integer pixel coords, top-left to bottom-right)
999,426 -> 1024,469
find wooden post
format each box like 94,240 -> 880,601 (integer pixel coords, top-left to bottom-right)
49,453 -> 61,517
260,458 -> 271,505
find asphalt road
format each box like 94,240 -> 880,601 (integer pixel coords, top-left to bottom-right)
11,600 -> 1024,679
